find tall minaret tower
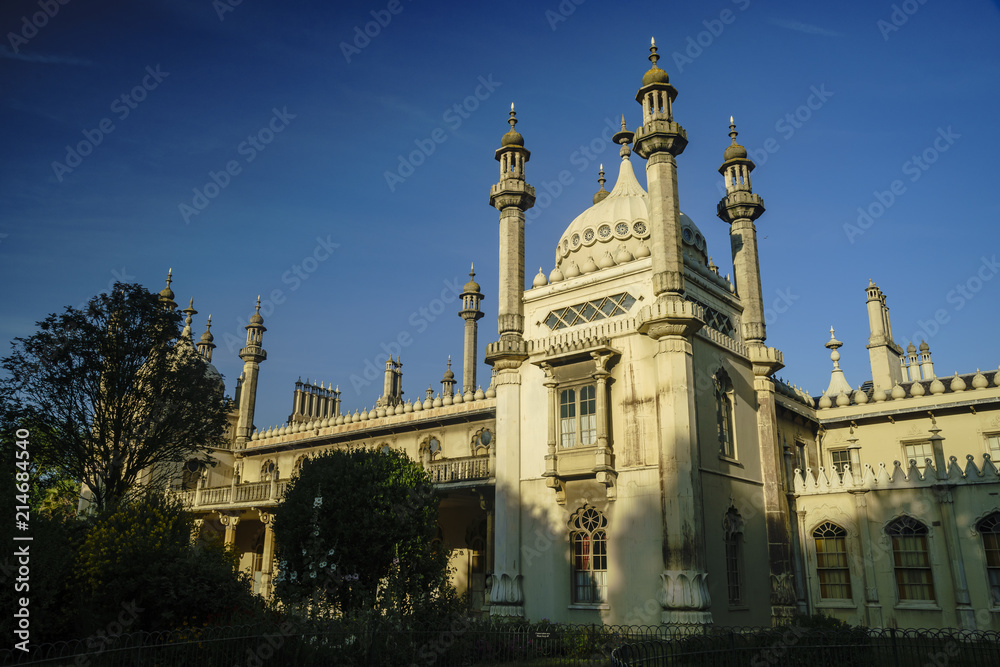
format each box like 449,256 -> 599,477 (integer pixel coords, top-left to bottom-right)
197,315 -> 216,362
236,297 -> 267,447
632,38 -> 688,300
458,264 -> 484,394
631,39 -> 713,630
865,281 -> 903,390
485,103 -> 534,619
717,117 -> 767,345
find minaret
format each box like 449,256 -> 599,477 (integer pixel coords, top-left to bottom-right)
485,103 -> 534,619
158,268 -> 177,311
865,281 -> 903,391
717,117 -> 767,345
632,38 -> 688,299
458,265 -> 485,393
197,315 -> 216,361
919,340 -> 935,379
236,297 -> 267,447
441,356 -> 456,398
180,298 -> 197,340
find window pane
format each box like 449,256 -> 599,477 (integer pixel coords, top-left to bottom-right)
831,450 -> 851,475
988,435 -> 1000,460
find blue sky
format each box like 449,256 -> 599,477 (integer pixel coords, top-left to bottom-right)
2,0 -> 998,430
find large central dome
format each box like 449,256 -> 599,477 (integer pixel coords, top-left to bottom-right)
553,153 -> 706,275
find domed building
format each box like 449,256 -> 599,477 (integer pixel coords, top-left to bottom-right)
162,40 -> 1000,631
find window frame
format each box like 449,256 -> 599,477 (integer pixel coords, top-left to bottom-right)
559,383 -> 598,449
830,449 -> 851,476
902,441 -> 933,475
812,521 -> 853,600
986,434 -> 1000,463
886,516 -> 936,603
569,506 -> 608,605
714,370 -> 737,460
977,513 -> 1000,607
723,507 -> 745,607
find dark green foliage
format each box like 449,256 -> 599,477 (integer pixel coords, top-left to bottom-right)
272,447 -> 455,621
0,282 -> 231,512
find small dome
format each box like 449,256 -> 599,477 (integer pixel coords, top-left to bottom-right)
642,66 -> 670,87
906,342 -> 917,353
463,265 -> 481,293
919,340 -> 929,352
443,368 -> 455,380
250,311 -> 263,325
199,328 -> 214,345
723,142 -> 747,161
501,129 -> 524,147
532,268 -> 548,288
548,266 -> 564,283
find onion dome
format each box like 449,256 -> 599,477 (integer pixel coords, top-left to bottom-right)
548,266 -> 564,283
159,268 -> 177,310
906,342 -> 917,354
250,295 -> 264,325
532,268 -> 548,288
950,373 -> 967,392
973,369 -> 988,389
199,315 -> 215,345
722,117 -> 748,161
501,103 -> 524,147
641,38 -> 670,86
919,340 -> 930,352
464,265 -> 481,293
443,356 -> 455,381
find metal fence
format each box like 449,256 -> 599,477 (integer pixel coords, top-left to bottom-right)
610,626 -> 1000,667
3,624 -> 998,666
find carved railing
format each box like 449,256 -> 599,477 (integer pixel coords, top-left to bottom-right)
427,456 -> 491,484
172,479 -> 288,509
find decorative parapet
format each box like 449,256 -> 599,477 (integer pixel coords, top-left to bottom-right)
816,369 -> 999,413
171,479 -> 288,510
245,397 -> 496,449
696,325 -> 747,358
427,455 -> 491,484
793,453 -> 1000,496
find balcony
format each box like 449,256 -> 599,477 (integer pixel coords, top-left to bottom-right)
172,479 -> 288,510
427,455 -> 492,485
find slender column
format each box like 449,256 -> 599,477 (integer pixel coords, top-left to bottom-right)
236,298 -> 266,447
591,352 -> 615,497
220,512 -> 241,547
541,364 -> 559,489
851,492 -> 882,627
259,512 -> 277,600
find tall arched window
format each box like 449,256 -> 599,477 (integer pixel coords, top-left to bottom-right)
978,513 -> 1000,605
714,370 -> 735,458
570,506 -> 608,604
886,516 -> 935,602
813,522 -> 852,599
724,507 -> 745,605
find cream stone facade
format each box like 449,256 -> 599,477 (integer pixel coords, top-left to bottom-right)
155,42 -> 999,631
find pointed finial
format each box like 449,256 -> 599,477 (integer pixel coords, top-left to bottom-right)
620,114 -> 627,131
447,355 -> 452,369
166,268 -> 173,286
255,295 -> 261,312
728,116 -> 738,143
508,103 -> 517,131
649,37 -> 660,68
829,326 -> 836,339
206,314 -> 212,328
469,263 -> 476,280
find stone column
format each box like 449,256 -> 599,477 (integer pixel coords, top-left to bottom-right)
541,364 -> 560,498
637,300 -> 711,628
935,484 -> 975,628
851,492 -> 883,627
259,512 -> 277,600
220,512 -> 241,547
591,352 -> 615,497
750,347 -> 795,624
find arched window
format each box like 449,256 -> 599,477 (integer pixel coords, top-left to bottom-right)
570,506 -> 608,604
714,370 -> 735,458
813,522 -> 852,599
474,429 -> 492,455
724,507 -> 745,605
260,459 -> 275,482
292,455 -> 305,478
181,460 -> 201,491
978,513 -> 1000,605
886,516 -> 935,602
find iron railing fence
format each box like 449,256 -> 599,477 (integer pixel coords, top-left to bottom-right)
0,622 -> 665,666
4,623 -> 998,667
610,626 -> 1000,667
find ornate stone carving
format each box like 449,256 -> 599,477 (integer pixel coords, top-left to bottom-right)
770,572 -> 796,606
658,570 -> 712,626
488,571 -> 525,617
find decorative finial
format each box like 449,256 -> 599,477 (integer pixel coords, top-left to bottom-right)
620,114 -> 627,131
508,103 -> 517,131
255,295 -> 261,312
469,263 -> 476,280
649,37 -> 660,68
597,164 -> 606,188
612,115 -> 634,159
166,268 -> 173,287
728,117 -> 739,144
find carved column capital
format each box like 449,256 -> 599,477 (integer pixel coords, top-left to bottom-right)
488,571 -> 525,618
658,570 -> 713,626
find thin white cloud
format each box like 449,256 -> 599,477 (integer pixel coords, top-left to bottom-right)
770,18 -> 842,38
0,45 -> 92,66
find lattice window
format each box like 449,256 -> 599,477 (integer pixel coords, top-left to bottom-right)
886,516 -> 935,602
543,293 -> 636,330
813,522 -> 852,599
978,513 -> 1000,606
687,297 -> 736,337
570,506 -> 608,604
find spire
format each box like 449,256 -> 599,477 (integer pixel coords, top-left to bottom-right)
441,355 -> 456,397
159,268 -> 177,311
198,314 -> 216,361
613,115 -> 634,160
824,327 -> 854,397
592,164 -> 609,204
181,298 -> 197,339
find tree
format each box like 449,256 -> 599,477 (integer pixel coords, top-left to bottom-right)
272,447 -> 455,619
0,282 -> 231,512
